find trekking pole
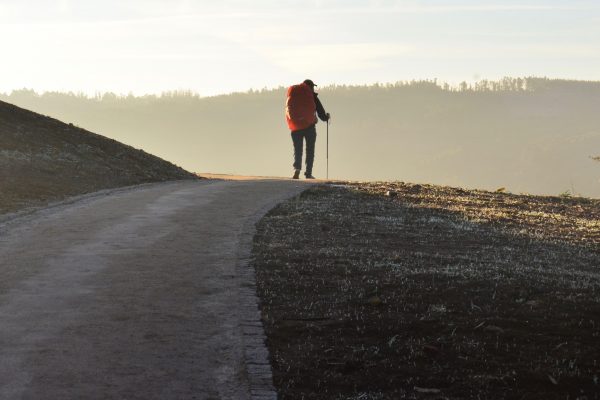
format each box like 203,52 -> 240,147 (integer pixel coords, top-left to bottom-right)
326,118 -> 329,180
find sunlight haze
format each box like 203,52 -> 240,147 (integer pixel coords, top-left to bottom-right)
1,0 -> 599,95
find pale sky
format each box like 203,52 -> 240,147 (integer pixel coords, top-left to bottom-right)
1,0 -> 599,96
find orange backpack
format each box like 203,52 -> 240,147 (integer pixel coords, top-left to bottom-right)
285,83 -> 316,131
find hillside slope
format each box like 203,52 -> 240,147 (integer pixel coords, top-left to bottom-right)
0,100 -> 196,214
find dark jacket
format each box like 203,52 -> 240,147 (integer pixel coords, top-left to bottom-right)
314,93 -> 329,122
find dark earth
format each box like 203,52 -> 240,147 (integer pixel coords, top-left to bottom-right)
0,100 -> 195,215
252,182 -> 600,399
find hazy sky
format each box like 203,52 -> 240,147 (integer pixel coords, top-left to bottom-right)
1,0 -> 599,96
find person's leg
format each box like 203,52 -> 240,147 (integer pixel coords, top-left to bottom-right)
304,126 -> 317,177
291,131 -> 304,174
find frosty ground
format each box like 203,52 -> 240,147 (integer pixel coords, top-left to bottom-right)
252,182 -> 600,400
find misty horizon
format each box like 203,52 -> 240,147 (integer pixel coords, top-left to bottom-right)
4,75 -> 600,99
3,77 -> 600,198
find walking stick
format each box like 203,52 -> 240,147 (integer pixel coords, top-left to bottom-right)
326,119 -> 329,180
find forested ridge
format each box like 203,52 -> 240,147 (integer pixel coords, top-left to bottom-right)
3,77 -> 600,197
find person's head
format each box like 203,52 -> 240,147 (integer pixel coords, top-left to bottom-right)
303,79 -> 317,92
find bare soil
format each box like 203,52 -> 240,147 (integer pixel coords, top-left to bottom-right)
252,182 -> 600,399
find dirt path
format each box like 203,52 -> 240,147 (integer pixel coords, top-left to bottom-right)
0,179 -> 308,400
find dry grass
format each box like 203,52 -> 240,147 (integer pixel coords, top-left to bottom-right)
0,100 -> 196,214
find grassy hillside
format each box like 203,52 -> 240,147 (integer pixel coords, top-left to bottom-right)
2,77 -> 600,197
0,100 -> 196,214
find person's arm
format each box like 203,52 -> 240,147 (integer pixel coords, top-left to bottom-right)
314,94 -> 330,121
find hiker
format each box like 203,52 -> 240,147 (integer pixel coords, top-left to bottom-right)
285,79 -> 330,179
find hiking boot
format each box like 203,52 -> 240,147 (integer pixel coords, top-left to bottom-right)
305,174 -> 316,179
292,169 -> 300,179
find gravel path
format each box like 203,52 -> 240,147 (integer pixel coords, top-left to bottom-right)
0,179 -> 308,400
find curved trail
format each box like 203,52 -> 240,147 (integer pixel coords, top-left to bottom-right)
0,179 -> 308,399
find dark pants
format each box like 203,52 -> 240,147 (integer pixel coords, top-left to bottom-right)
291,126 -> 317,176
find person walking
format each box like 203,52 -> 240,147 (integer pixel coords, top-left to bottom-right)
285,79 -> 330,179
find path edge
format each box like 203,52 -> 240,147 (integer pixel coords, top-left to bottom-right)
0,179 -> 200,228
235,183 -> 309,400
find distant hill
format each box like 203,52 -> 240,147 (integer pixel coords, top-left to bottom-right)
0,100 -> 196,214
2,77 -> 600,197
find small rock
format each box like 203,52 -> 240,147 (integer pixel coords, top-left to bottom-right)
414,387 -> 441,394
423,344 -> 440,354
484,325 -> 505,334
385,190 -> 398,197
367,296 -> 382,306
